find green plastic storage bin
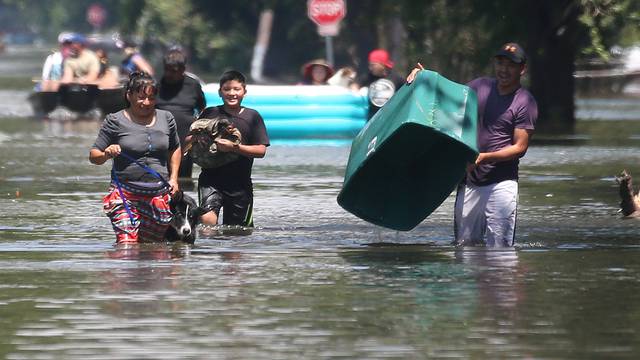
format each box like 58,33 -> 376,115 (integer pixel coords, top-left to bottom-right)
337,70 -> 479,231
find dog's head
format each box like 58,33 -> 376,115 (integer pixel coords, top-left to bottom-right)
327,66 -> 356,87
169,191 -> 204,244
616,170 -> 640,217
616,170 -> 634,201
616,170 -> 631,185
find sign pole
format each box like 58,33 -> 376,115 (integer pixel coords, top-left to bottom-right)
325,36 -> 334,67
308,0 -> 346,65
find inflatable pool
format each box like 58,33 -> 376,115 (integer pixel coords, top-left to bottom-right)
203,84 -> 368,139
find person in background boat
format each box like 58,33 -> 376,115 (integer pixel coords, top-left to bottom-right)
60,34 -> 101,85
353,49 -> 405,120
156,48 -> 206,181
300,59 -> 334,85
89,71 -> 181,243
94,48 -> 121,89
95,48 -> 108,76
40,32 -> 73,91
191,70 -> 269,228
118,39 -> 154,77
406,42 -> 538,247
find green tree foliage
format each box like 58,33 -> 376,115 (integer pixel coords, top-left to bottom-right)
0,0 -> 125,40
2,0 -> 640,132
3,0 -> 639,74
578,0 -> 640,58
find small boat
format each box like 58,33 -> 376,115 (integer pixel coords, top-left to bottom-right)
28,83 -> 126,119
337,70 -> 478,231
58,83 -> 100,113
95,87 -> 127,115
27,90 -> 58,115
203,84 -> 368,139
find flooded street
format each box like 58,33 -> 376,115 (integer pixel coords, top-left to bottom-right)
2,46 -> 640,359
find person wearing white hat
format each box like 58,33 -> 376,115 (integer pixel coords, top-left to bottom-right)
40,32 -> 74,91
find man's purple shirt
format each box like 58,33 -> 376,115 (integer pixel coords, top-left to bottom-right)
466,77 -> 538,186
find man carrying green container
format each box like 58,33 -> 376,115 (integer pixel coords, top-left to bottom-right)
408,42 -> 538,247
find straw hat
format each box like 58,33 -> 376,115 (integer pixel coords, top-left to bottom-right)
302,59 -> 335,81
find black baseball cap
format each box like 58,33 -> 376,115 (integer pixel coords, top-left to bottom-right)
495,42 -> 527,64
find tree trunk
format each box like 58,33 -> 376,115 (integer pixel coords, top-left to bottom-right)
388,13 -> 407,72
346,0 -> 381,75
250,9 -> 274,83
527,0 -> 581,134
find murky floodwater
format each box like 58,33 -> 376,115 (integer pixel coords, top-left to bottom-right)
1,45 -> 640,359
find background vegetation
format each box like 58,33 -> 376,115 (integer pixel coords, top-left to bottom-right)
1,0 -> 639,132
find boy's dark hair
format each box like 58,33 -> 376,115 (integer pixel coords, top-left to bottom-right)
124,71 -> 157,106
163,49 -> 187,68
219,70 -> 246,88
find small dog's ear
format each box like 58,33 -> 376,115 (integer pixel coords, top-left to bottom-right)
172,190 -> 184,202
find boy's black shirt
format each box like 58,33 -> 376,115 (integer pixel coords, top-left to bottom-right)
198,105 -> 270,189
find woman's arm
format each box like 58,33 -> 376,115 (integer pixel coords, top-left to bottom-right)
168,146 -> 182,194
168,146 -> 181,190
89,144 -> 121,165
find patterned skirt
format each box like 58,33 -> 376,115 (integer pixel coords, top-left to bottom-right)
102,185 -> 172,243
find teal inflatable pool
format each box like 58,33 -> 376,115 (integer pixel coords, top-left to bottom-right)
204,84 -> 368,139
337,70 -> 479,231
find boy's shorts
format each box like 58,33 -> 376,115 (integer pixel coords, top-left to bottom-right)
198,184 -> 254,227
453,180 -> 518,247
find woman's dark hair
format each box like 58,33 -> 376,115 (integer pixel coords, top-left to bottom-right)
124,71 -> 157,107
219,70 -> 246,88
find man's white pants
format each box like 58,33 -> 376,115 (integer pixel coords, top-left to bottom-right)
454,180 -> 518,247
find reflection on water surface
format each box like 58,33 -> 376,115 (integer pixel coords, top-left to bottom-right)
1,48 -> 640,357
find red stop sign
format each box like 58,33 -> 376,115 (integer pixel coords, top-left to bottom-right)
307,0 -> 346,26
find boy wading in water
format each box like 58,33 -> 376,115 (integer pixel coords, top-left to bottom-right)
193,70 -> 269,228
